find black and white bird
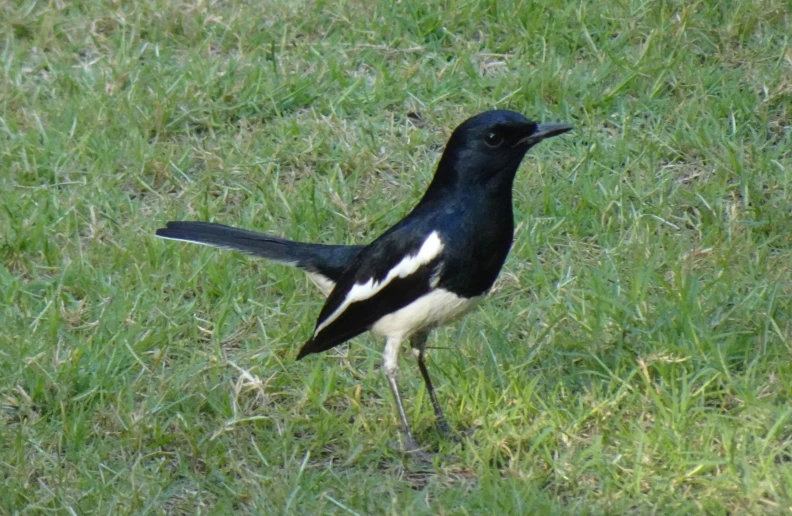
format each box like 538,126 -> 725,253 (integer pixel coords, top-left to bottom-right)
156,110 -> 572,452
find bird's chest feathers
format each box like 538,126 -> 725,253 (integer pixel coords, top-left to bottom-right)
435,207 -> 514,296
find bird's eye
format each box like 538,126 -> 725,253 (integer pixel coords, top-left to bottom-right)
484,131 -> 504,148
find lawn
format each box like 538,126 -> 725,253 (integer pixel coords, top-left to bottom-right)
2,0 -> 791,513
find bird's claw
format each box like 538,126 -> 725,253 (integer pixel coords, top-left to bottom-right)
404,435 -> 434,463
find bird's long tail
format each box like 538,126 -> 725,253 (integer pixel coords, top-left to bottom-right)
155,221 -> 362,289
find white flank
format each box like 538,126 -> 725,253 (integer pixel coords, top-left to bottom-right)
306,272 -> 335,296
371,289 -> 481,341
314,231 -> 444,336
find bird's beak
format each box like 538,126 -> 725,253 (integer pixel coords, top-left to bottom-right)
515,122 -> 573,147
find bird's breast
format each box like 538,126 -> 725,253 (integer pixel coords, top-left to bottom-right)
436,222 -> 513,298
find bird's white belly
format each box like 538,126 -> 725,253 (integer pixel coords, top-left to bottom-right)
371,289 -> 482,340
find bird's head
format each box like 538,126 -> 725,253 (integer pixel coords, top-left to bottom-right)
432,110 -> 572,191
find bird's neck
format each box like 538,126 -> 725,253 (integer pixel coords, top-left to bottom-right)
418,160 -> 519,209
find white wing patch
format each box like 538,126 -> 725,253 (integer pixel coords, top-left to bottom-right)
314,231 -> 444,336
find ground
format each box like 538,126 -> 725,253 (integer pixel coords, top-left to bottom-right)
2,0 -> 791,513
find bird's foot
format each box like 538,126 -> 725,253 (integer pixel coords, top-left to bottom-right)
392,434 -> 433,464
437,421 -> 477,445
436,418 -> 453,437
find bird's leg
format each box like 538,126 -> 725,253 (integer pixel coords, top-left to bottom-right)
409,332 -> 452,436
383,337 -> 422,452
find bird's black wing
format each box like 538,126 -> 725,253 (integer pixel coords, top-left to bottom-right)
296,225 -> 444,359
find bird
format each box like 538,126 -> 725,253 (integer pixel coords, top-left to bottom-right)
155,110 -> 572,453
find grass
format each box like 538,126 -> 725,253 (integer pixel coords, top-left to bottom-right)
2,0 -> 791,512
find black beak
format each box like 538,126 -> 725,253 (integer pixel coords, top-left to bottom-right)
516,122 -> 573,146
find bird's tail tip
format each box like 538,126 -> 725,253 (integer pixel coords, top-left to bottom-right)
154,221 -> 194,238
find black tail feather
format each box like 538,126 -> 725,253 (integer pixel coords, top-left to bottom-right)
155,221 -> 362,282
